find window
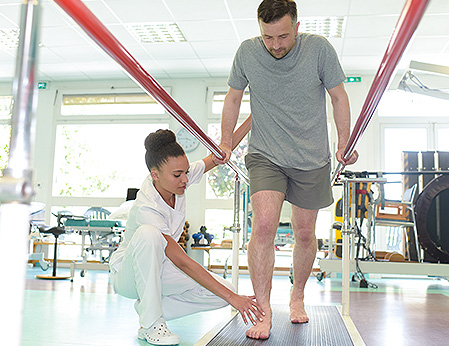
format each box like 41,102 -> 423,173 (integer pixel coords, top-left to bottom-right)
0,96 -> 12,120
53,123 -> 167,197
210,90 -> 251,116
206,123 -> 249,199
0,125 -> 10,175
382,127 -> 428,199
205,209 -> 236,242
53,91 -> 170,198
437,126 -> 449,150
383,127 -> 428,171
378,90 -> 449,117
377,89 -> 449,199
61,93 -> 166,116
0,96 -> 12,175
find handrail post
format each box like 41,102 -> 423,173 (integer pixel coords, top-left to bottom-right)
231,175 -> 241,292
0,1 -> 41,345
341,179 -> 351,317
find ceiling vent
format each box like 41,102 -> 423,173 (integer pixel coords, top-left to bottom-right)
0,28 -> 19,49
299,17 -> 346,38
126,22 -> 187,44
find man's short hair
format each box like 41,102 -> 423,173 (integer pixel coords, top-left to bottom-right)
257,0 -> 297,24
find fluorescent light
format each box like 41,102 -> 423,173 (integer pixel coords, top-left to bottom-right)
126,22 -> 187,44
299,17 -> 345,38
0,28 -> 19,49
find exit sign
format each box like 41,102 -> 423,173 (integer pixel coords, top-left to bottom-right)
37,82 -> 48,89
346,76 -> 362,83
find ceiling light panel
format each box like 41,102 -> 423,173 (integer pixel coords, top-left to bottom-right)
299,17 -> 346,38
126,23 -> 187,44
0,28 -> 19,49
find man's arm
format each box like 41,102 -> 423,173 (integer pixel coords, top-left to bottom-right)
328,83 -> 358,166
215,87 -> 245,164
203,114 -> 251,173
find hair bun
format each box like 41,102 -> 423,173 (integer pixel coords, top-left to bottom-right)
144,129 -> 185,171
145,129 -> 176,152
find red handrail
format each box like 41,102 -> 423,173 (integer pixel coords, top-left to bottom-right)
54,0 -> 226,162
332,0 -> 429,184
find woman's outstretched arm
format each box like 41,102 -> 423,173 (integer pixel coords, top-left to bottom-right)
203,114 -> 251,173
162,233 -> 264,325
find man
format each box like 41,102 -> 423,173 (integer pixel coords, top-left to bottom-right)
216,0 -> 358,340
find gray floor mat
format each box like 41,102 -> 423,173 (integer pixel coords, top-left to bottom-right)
206,305 -> 354,346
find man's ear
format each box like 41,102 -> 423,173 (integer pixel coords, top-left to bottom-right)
150,170 -> 159,181
295,21 -> 300,35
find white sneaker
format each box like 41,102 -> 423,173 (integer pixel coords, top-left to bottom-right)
138,318 -> 180,345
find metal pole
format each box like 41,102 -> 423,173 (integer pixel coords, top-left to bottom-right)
340,178 -> 386,318
231,177 -> 241,292
341,180 -> 351,317
0,1 -> 41,345
242,185 -> 249,253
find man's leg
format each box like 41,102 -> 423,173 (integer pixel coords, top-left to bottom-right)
246,190 -> 284,339
290,206 -> 318,323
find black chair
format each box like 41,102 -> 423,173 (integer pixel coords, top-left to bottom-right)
126,188 -> 139,201
35,213 -> 71,280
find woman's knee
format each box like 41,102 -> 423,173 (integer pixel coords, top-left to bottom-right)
133,225 -> 167,249
212,272 -> 235,293
111,267 -> 139,299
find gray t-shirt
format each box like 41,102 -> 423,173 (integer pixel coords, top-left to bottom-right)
228,33 -> 345,170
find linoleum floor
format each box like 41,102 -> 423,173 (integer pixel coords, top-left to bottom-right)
22,266 -> 449,345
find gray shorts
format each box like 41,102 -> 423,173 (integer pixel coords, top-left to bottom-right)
245,153 -> 333,210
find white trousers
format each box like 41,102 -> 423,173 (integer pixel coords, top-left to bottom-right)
110,225 -> 233,328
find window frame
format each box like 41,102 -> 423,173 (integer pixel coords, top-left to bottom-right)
206,86 -> 251,120
377,89 -> 449,200
55,87 -> 170,123
380,122 -> 432,172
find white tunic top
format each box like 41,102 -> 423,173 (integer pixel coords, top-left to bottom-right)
110,160 -> 205,271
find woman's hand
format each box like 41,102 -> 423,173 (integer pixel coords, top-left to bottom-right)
228,294 -> 265,325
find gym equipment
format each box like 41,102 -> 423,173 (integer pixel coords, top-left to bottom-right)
192,226 -> 214,247
415,174 -> 449,263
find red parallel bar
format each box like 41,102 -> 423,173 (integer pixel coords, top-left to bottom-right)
343,0 -> 429,160
54,0 -> 226,161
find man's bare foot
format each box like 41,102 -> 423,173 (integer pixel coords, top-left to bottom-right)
290,299 -> 309,324
246,309 -> 272,339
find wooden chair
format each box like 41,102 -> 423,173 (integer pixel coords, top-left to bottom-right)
374,184 -> 421,262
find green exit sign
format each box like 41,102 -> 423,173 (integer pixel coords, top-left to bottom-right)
346,76 -> 362,83
37,82 -> 48,89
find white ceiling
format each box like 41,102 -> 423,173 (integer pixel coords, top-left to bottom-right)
0,0 -> 449,82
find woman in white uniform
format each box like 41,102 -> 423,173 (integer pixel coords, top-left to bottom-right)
110,117 -> 261,345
